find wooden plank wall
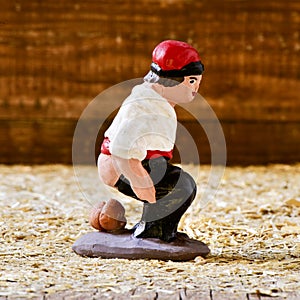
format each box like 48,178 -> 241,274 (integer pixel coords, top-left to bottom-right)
0,0 -> 299,165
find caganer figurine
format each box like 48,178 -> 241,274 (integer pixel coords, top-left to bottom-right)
93,40 -> 204,242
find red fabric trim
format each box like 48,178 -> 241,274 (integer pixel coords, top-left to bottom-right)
100,137 -> 173,160
100,137 -> 111,155
145,150 -> 173,160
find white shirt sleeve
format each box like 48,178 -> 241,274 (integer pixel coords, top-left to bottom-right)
105,83 -> 177,160
109,118 -> 148,160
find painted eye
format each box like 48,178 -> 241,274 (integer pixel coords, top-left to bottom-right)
189,78 -> 196,84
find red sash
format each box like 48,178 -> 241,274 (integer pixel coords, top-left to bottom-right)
101,137 -> 173,159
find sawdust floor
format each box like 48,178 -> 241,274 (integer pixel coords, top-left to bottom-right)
0,164 -> 300,299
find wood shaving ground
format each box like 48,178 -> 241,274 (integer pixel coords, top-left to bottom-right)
0,164 -> 299,298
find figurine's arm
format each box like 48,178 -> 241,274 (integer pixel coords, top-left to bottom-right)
112,155 -> 156,203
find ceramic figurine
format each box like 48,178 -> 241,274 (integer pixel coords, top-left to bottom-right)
73,40 -> 210,260
97,40 -> 204,241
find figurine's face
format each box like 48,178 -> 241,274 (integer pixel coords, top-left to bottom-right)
162,75 -> 202,104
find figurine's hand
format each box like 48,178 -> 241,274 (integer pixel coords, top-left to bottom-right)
131,185 -> 156,204
111,156 -> 156,203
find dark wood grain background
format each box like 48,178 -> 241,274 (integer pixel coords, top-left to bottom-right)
0,0 -> 299,165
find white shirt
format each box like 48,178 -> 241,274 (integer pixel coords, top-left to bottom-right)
105,82 -> 177,160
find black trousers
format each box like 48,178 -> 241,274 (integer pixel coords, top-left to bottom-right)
115,157 -> 197,242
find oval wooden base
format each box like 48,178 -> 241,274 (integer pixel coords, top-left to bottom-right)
72,230 -> 210,261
